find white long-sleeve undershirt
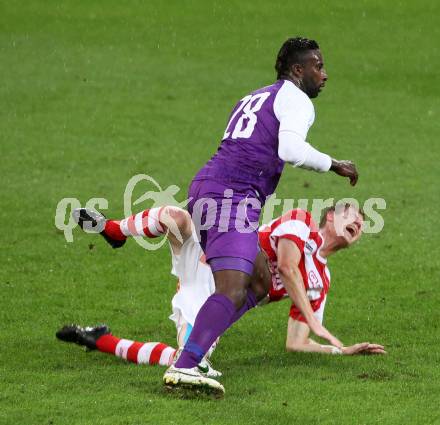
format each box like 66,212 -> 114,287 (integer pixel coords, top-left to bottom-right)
278,130 -> 332,172
273,80 -> 332,173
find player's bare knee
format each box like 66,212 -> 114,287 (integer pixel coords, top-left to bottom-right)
285,343 -> 296,352
249,273 -> 269,302
213,269 -> 250,308
161,206 -> 192,240
215,284 -> 247,309
232,286 -> 248,308
249,253 -> 271,301
250,284 -> 267,302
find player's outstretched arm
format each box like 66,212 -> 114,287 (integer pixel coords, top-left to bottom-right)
285,318 -> 386,355
341,343 -> 386,355
276,120 -> 358,187
277,238 -> 343,348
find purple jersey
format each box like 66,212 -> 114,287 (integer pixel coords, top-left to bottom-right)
193,79 -> 315,202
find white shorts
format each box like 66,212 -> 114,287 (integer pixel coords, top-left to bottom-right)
168,237 -> 215,331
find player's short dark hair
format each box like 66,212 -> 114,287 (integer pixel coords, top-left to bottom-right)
319,203 -> 365,228
275,37 -> 320,79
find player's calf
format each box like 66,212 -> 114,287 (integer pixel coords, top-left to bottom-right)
73,207 -> 173,248
56,324 -> 177,366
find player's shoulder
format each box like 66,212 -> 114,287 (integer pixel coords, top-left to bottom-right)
275,79 -> 313,106
245,80 -> 313,113
247,80 -> 284,98
272,80 -> 314,122
281,208 -> 313,225
277,209 -> 319,233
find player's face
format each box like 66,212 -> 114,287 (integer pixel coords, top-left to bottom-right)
333,206 -> 364,248
300,50 -> 328,98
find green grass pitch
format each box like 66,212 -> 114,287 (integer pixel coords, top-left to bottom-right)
1,0 -> 439,424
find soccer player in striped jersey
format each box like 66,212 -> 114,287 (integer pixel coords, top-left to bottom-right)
254,203 -> 385,355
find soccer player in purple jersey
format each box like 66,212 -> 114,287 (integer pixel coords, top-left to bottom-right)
164,37 -> 359,394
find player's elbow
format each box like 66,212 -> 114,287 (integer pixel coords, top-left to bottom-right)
277,264 -> 290,280
278,263 -> 299,281
278,147 -> 306,166
278,131 -> 308,166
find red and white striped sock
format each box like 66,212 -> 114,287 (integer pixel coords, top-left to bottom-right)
96,334 -> 176,366
104,207 -> 166,241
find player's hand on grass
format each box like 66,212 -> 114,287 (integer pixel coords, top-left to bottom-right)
342,343 -> 387,355
364,343 -> 387,355
330,159 -> 358,186
309,319 -> 343,348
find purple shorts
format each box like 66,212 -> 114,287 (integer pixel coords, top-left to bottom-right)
187,179 -> 261,275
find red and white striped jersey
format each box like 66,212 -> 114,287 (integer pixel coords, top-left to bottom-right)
258,209 -> 330,323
